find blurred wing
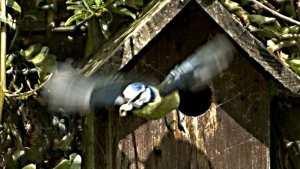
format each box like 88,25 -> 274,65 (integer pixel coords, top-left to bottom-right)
42,72 -> 96,112
159,33 -> 236,96
42,64 -> 155,113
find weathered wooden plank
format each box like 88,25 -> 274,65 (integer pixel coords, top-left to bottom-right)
209,52 -> 270,169
194,0 -> 300,93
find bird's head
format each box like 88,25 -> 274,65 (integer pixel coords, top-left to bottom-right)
117,82 -> 156,117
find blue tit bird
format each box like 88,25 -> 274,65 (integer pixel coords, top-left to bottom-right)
42,33 -> 236,119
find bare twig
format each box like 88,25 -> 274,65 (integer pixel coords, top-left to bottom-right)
249,0 -> 300,26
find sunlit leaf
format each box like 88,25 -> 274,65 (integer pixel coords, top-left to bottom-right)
0,13 -> 15,29
66,1 -> 82,5
6,0 -> 21,13
221,0 -> 250,25
12,148 -> 25,161
83,0 -> 92,10
251,27 -> 280,39
53,159 -> 69,169
287,58 -> 300,75
20,43 -> 43,60
0,14 -> 10,24
267,40 -> 296,53
20,45 -> 57,81
249,15 -> 276,25
29,46 -> 49,64
21,164 -> 36,169
282,26 -> 300,34
53,153 -> 81,169
65,12 -> 91,26
69,153 -> 82,169
248,14 -> 282,30
66,4 -> 86,11
108,6 -> 136,19
95,0 -> 102,7
6,53 -> 16,67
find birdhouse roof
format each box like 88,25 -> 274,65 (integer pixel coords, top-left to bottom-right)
78,0 -> 300,93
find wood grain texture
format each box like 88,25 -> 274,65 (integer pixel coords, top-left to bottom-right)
209,53 -> 270,169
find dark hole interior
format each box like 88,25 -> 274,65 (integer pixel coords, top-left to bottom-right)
178,85 -> 212,117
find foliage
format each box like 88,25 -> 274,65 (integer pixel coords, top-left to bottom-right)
0,0 -> 21,29
0,100 -> 83,168
221,0 -> 300,76
21,153 -> 82,169
221,0 -> 300,169
0,0 -> 148,168
53,153 -> 82,169
5,44 -> 56,99
65,0 -> 143,38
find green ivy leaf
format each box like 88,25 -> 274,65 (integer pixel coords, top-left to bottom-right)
66,1 -> 82,5
248,15 -> 282,30
65,12 -> 93,26
6,0 -> 21,13
249,15 -> 276,25
83,0 -> 93,10
53,153 -> 82,169
287,58 -> 300,75
0,13 -> 15,29
21,164 -> 36,169
95,0 -> 103,7
29,46 -> 49,64
20,43 -> 43,60
0,13 -> 11,24
108,6 -> 136,19
66,4 -> 86,11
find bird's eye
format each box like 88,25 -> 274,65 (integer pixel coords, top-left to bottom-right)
132,87 -> 155,108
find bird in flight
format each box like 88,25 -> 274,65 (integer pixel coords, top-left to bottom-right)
42,33 -> 236,120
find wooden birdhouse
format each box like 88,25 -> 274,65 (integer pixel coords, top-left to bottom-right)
77,0 -> 300,168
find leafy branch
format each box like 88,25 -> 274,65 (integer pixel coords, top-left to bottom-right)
221,0 -> 300,76
65,0 -> 142,38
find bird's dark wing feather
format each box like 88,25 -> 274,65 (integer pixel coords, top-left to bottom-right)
159,34 -> 236,96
